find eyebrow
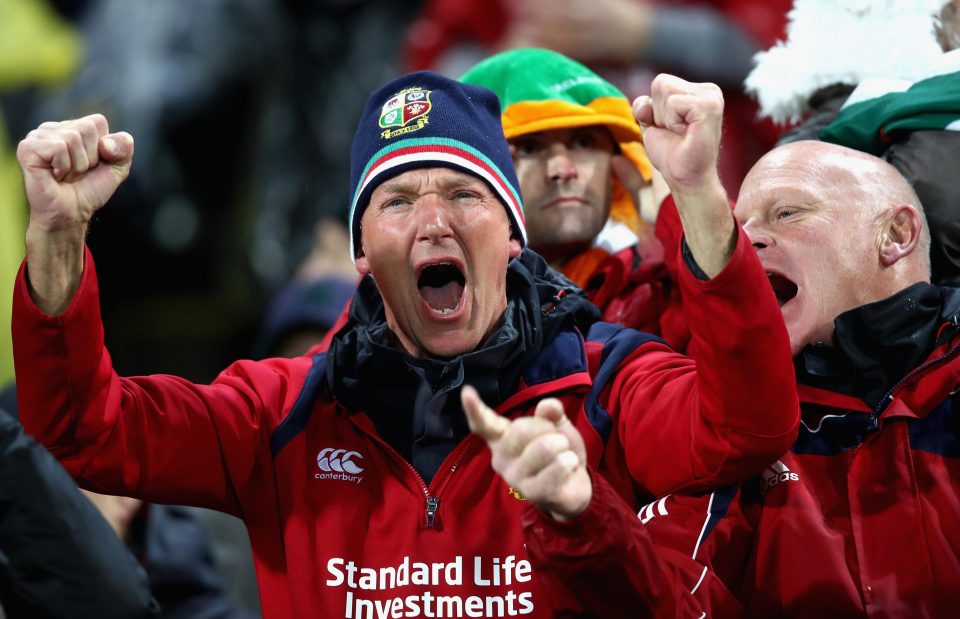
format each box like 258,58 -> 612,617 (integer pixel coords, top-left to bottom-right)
377,174 -> 484,196
376,179 -> 418,196
435,175 -> 484,192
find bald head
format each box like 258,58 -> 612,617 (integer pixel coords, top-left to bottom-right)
750,140 -> 912,196
744,140 -> 930,274
735,140 -> 931,354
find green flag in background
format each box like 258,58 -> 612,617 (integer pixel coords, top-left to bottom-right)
821,71 -> 960,155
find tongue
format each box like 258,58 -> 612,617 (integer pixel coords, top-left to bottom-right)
420,281 -> 464,312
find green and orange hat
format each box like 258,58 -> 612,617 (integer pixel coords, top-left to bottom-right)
460,47 -> 652,181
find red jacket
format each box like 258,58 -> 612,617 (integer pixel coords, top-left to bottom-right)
579,196 -> 691,353
12,227 -> 797,618
525,285 -> 960,618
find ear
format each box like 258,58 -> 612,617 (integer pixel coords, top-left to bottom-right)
879,204 -> 923,267
508,237 -> 522,259
355,246 -> 372,276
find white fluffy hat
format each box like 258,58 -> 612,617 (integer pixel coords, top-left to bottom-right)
745,0 -> 947,124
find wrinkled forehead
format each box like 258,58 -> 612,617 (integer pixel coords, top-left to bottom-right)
369,166 -> 494,197
735,142 -> 873,216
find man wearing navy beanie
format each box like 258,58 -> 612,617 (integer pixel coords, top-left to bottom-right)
12,70 -> 798,617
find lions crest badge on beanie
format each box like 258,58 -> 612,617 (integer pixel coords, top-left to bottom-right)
379,87 -> 432,139
349,71 -> 527,259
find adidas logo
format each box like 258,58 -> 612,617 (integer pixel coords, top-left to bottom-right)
760,460 -> 798,494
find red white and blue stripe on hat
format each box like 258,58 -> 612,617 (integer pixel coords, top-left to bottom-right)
349,137 -> 526,257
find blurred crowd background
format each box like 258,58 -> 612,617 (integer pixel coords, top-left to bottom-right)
0,0 -> 807,615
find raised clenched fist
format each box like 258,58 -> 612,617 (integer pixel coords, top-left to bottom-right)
632,74 -> 734,279
17,114 -> 134,234
632,74 -> 723,195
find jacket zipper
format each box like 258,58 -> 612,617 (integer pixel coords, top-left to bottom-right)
873,337 -> 960,415
425,496 -> 440,528
364,430 -> 478,530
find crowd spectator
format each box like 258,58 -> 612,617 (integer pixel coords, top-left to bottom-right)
256,219 -> 357,359
12,70 -> 798,617
462,48 -> 687,348
480,131 -> 960,616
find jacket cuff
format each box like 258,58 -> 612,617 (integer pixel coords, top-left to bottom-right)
16,244 -> 99,324
521,469 -> 631,560
13,245 -> 109,445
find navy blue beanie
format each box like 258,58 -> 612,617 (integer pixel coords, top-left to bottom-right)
348,70 -> 526,258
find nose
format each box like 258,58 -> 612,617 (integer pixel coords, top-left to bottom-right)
742,219 -> 774,251
546,144 -> 578,183
416,193 -> 454,243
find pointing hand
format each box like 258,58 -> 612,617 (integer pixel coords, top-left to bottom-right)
462,385 -> 592,520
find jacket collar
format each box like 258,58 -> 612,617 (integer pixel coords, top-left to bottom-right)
324,249 -> 599,483
796,282 -> 960,411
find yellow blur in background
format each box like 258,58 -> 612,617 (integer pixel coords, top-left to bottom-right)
0,0 -> 81,386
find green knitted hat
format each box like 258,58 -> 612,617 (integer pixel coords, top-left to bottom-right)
460,47 -> 643,143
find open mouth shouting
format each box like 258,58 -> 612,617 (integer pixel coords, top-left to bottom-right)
417,261 -> 466,317
766,272 -> 799,308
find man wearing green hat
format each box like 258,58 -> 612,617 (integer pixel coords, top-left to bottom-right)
462,48 -> 687,348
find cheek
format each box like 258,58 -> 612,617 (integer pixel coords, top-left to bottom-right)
583,157 -> 613,201
360,232 -> 407,282
805,244 -> 871,318
514,159 -> 543,195
471,221 -> 514,283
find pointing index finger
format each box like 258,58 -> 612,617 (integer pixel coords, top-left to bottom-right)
462,385 -> 510,443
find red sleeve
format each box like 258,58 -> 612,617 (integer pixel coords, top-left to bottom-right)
12,247 -> 312,517
653,195 -> 690,352
604,216 -> 799,496
522,471 -> 743,618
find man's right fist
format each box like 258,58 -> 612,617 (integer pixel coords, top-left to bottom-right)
17,114 -> 133,233
632,74 -> 723,195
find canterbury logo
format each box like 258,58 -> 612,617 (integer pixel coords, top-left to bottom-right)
317,448 -> 365,474
760,460 -> 798,494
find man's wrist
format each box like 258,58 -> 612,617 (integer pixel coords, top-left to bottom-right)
24,222 -> 87,315
548,502 -> 588,522
545,480 -> 593,522
667,171 -> 725,205
671,176 -> 734,278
